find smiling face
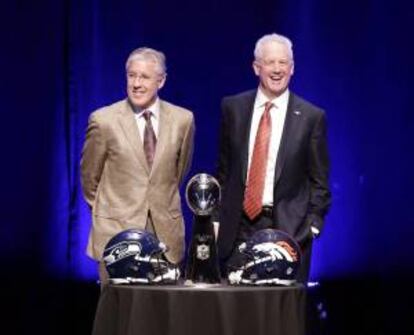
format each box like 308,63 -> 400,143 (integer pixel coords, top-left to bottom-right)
253,41 -> 294,99
126,59 -> 166,109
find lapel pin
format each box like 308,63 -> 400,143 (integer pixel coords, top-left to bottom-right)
293,110 -> 301,115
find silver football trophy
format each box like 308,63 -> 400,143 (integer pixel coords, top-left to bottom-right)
185,173 -> 221,283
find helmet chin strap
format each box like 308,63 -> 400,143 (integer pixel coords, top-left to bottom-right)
109,267 -> 180,285
108,257 -> 180,285
153,267 -> 180,283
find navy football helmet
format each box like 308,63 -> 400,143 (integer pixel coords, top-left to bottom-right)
103,229 -> 180,284
228,229 -> 301,286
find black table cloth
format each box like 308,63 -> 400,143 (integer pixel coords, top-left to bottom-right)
92,283 -> 306,335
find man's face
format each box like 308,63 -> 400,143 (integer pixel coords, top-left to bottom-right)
126,59 -> 166,109
253,41 -> 294,99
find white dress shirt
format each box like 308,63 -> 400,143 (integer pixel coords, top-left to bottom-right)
247,88 -> 289,206
134,98 -> 160,142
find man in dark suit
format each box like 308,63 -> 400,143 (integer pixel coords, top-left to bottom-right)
216,33 -> 331,283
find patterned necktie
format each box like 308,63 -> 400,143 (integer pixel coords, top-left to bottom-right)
143,110 -> 157,168
243,101 -> 273,220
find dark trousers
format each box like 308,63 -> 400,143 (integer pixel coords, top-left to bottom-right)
225,212 -> 275,271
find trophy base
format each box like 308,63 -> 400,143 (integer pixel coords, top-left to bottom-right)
183,279 -> 223,288
184,215 -> 221,284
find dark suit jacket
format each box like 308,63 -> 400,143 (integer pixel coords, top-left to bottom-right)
216,90 -> 331,260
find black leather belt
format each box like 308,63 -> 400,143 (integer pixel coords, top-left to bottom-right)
261,205 -> 273,218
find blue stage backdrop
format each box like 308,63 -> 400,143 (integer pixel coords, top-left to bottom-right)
1,1 -> 413,281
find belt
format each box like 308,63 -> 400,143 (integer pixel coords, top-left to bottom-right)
261,205 -> 273,218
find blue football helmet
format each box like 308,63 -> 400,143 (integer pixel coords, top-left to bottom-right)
103,229 -> 180,284
228,229 -> 301,286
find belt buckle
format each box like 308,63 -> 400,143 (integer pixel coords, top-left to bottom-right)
262,206 -> 273,217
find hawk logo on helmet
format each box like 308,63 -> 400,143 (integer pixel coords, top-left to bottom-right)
103,241 -> 142,265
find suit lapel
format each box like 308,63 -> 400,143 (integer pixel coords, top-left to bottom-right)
240,92 -> 257,184
151,100 -> 171,175
118,100 -> 150,174
274,93 -> 302,184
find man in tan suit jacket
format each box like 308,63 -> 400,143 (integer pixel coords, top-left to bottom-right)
81,47 -> 194,282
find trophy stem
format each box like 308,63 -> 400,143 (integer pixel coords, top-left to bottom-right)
185,215 -> 221,283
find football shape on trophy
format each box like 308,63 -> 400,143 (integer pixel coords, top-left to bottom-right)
185,173 -> 221,216
185,173 -> 221,284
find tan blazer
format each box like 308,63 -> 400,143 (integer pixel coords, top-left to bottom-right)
81,99 -> 194,263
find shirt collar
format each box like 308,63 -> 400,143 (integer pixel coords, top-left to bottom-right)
255,87 -> 290,110
134,97 -> 160,119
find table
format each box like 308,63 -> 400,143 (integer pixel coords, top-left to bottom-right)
92,283 -> 306,335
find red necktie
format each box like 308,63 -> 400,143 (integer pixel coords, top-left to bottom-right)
243,101 -> 273,220
143,110 -> 157,168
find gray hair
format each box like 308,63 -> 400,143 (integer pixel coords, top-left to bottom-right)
254,33 -> 294,61
125,47 -> 167,75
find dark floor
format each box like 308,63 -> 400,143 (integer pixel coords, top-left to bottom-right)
308,277 -> 414,335
2,277 -> 100,335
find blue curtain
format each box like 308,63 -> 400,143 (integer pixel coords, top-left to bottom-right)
2,0 -> 413,281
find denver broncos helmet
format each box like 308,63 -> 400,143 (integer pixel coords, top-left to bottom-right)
228,229 -> 301,286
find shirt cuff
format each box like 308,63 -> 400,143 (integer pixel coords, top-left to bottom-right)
310,226 -> 320,237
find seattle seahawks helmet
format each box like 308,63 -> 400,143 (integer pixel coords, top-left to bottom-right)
228,229 -> 301,286
103,229 -> 180,284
